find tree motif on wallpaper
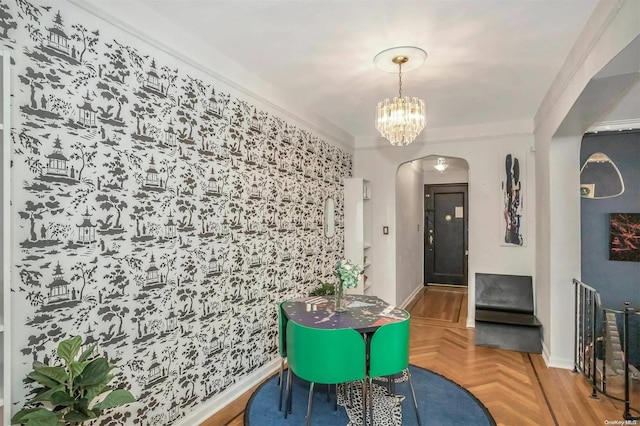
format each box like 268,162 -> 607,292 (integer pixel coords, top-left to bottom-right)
0,4 -> 18,40
6,0 -> 351,424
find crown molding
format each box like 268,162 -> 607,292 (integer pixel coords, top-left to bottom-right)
534,0 -> 628,131
67,0 -> 355,151
586,118 -> 640,133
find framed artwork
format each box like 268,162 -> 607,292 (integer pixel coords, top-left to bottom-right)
609,213 -> 640,262
501,153 -> 524,246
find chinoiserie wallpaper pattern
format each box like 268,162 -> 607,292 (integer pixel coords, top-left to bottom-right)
1,1 -> 351,423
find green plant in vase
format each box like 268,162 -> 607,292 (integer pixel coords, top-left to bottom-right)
333,259 -> 364,312
12,335 -> 136,426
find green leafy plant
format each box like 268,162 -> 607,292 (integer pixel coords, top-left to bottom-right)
12,335 -> 136,426
309,280 -> 335,296
334,259 -> 364,290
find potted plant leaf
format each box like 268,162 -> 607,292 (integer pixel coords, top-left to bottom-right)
309,280 -> 335,296
11,335 -> 136,426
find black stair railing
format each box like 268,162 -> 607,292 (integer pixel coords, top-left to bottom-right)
573,279 -> 640,420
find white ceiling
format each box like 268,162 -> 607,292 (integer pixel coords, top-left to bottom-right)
87,0 -> 604,141
593,79 -> 640,128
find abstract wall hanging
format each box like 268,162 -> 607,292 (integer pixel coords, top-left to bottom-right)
501,153 -> 524,246
609,213 -> 640,262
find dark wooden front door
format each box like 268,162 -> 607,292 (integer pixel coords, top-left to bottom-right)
424,184 -> 468,285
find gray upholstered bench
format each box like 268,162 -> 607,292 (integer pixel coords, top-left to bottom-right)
474,273 -> 542,353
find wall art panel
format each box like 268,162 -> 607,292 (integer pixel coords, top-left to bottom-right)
501,152 -> 525,246
1,1 -> 350,423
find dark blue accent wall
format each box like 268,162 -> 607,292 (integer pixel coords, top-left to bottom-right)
581,131 -> 640,309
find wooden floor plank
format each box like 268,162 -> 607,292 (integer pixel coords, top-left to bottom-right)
203,286 -> 630,425
408,285 -> 463,322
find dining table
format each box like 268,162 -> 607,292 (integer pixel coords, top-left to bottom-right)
281,294 -> 410,424
281,294 -> 408,334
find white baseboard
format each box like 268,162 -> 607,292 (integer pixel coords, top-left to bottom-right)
399,283 -> 425,309
175,358 -> 280,426
542,341 -> 551,366
546,356 -> 574,370
540,342 -> 573,369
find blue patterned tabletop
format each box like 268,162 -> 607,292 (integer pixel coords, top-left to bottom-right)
282,294 -> 408,333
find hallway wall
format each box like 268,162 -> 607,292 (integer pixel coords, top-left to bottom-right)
395,161 -> 424,305
354,129 -> 535,322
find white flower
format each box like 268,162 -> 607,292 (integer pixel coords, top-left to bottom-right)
334,258 -> 364,289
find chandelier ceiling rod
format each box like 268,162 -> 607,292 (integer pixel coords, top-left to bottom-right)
394,55 -> 408,98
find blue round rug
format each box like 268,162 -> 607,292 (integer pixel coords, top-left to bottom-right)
245,364 -> 496,425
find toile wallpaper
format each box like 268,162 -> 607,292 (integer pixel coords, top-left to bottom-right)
1,1 -> 350,424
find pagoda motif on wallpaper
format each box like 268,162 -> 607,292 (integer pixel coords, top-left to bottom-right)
1,0 -> 351,424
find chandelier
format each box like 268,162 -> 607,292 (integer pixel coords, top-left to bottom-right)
374,46 -> 427,147
434,157 -> 449,173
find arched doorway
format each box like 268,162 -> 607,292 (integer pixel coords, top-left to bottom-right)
536,25 -> 640,366
421,156 -> 470,285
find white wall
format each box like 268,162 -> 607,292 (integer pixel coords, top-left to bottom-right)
395,161 -> 424,306
534,0 -> 640,368
354,128 -> 536,323
549,136 -> 582,366
424,169 -> 469,184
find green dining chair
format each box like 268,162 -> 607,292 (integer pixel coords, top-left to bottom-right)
277,301 -> 288,414
285,319 -> 367,426
367,312 -> 421,426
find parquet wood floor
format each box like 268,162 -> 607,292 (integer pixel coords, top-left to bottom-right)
203,286 -> 630,425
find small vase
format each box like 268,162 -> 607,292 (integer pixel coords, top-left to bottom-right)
334,281 -> 346,312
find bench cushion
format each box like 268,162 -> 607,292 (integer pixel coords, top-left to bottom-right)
475,322 -> 542,353
475,273 -> 534,314
475,309 -> 541,327
474,273 -> 542,353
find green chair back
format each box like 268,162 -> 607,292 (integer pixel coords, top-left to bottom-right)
286,320 -> 366,385
278,301 -> 287,358
369,312 -> 411,378
368,311 -> 422,426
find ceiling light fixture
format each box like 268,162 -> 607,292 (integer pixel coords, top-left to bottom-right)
374,46 -> 427,147
434,157 -> 449,173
